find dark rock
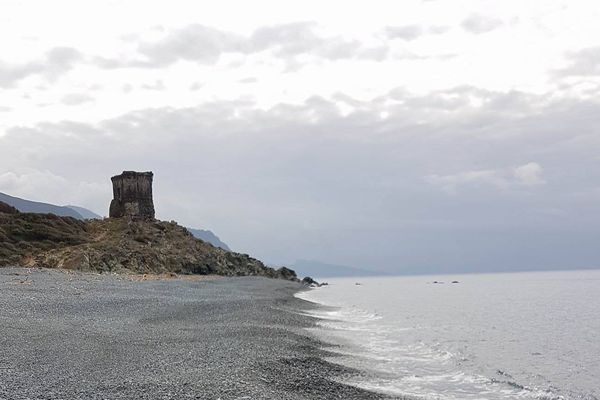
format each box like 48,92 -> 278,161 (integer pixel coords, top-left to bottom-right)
301,276 -> 320,287
0,201 -> 19,214
275,266 -> 298,281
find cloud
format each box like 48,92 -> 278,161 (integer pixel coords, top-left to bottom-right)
425,162 -> 546,194
0,169 -> 106,209
425,169 -> 506,193
138,24 -> 243,66
461,14 -> 504,34
0,47 -> 82,88
384,25 -> 424,41
239,77 -> 258,84
1,88 -> 598,271
141,80 -> 166,91
0,61 -> 43,88
428,25 -> 451,35
249,22 -> 319,53
555,46 -> 600,77
61,93 -> 95,105
246,21 -> 385,62
513,162 -> 545,185
0,170 -> 68,194
44,47 -> 83,78
245,22 -> 390,63
94,22 -> 389,70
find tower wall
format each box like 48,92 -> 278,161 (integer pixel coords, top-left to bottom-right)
109,171 -> 155,219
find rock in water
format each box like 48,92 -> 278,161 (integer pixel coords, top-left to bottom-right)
301,276 -> 320,287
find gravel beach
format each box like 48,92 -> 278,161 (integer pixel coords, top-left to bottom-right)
0,268 -> 387,400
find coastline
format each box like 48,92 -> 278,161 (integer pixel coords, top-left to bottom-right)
0,268 -> 388,400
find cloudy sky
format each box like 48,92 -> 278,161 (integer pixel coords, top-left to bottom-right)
1,0 -> 599,273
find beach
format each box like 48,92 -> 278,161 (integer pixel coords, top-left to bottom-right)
0,268 -> 385,400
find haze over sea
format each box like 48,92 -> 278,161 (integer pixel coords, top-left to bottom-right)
298,269 -> 600,400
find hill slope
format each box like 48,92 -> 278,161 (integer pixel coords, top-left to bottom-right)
0,205 -> 297,280
1,192 -> 231,250
0,192 -> 84,219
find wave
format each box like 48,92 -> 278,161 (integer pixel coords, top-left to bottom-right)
296,282 -> 588,400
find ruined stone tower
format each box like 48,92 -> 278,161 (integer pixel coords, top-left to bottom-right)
109,171 -> 155,219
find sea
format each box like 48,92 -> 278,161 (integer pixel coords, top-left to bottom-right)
296,270 -> 600,400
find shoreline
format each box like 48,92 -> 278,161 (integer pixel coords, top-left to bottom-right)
0,267 -> 388,399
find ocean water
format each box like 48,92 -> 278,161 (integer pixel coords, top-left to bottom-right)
297,270 -> 600,400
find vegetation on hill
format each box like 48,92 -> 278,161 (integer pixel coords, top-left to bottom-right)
0,202 -> 297,280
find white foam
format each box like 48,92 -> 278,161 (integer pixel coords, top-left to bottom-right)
295,274 -> 599,400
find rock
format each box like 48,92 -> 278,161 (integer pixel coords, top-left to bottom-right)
275,266 -> 298,281
301,276 -> 320,287
0,171 -> 299,282
0,201 -> 19,214
0,214 -> 298,281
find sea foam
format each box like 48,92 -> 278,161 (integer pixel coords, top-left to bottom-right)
297,270 -> 600,400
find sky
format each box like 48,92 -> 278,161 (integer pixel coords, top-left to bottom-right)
1,0 -> 599,273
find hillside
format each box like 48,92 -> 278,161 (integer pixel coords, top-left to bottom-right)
0,192 -> 84,219
2,192 -> 231,250
0,204 -> 297,280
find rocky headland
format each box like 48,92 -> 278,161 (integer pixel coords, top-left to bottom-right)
0,171 -> 301,281
0,202 -> 297,280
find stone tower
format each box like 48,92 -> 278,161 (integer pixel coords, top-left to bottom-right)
109,171 -> 155,219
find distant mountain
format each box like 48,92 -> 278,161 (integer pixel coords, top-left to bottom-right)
66,205 -> 103,219
187,228 -> 231,251
292,259 -> 388,278
0,192 -> 84,219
